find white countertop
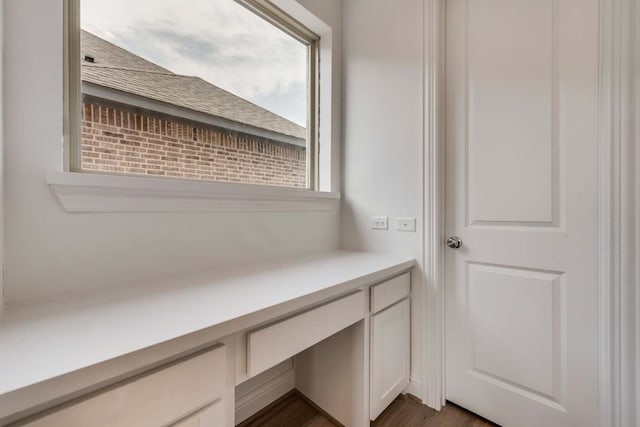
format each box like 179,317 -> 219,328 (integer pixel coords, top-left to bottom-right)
0,250 -> 414,419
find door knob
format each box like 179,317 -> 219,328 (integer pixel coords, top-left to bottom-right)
447,236 -> 463,249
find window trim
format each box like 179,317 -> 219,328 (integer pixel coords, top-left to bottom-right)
64,0 -> 81,173
47,171 -> 340,213
64,0 -> 322,191
239,0 -> 321,190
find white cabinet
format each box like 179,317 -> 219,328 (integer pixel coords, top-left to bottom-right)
7,265 -> 414,427
246,291 -> 365,377
370,298 -> 411,420
370,273 -> 411,313
17,346 -> 228,427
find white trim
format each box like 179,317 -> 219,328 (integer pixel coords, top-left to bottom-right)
46,171 -> 340,213
269,0 -> 339,193
598,1 -> 639,426
404,378 -> 423,399
234,368 -> 295,424
422,0 -> 446,411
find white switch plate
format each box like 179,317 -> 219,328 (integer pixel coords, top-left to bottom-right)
396,217 -> 416,232
371,216 -> 388,230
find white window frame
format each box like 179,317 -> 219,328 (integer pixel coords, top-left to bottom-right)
54,0 -> 340,213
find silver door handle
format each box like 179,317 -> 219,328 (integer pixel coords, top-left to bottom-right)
447,236 -> 463,249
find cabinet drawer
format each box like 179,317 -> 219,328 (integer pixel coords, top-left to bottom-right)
247,291 -> 365,377
171,399 -> 225,427
19,345 -> 226,427
370,272 -> 410,313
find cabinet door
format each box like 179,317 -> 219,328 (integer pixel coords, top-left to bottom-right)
370,298 -> 410,420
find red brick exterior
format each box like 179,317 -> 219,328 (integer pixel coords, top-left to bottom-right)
81,99 -> 307,188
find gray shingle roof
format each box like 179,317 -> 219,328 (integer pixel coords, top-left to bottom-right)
80,30 -> 306,140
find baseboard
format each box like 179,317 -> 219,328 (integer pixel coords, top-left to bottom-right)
235,368 -> 295,424
296,390 -> 344,427
404,378 -> 423,402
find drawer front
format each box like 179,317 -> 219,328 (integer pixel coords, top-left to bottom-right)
247,291 -> 365,377
20,345 -> 226,427
171,399 -> 225,427
370,272 -> 410,314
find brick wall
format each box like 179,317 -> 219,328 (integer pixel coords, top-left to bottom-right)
81,99 -> 307,188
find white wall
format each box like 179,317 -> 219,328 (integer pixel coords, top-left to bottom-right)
3,0 -> 341,304
341,0 -> 425,397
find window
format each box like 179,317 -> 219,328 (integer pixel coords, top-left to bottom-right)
67,0 -> 319,190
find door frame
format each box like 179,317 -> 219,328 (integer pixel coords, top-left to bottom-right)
420,0 -> 639,425
421,0 -> 446,412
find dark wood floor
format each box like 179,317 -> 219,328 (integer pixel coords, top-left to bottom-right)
372,395 -> 497,427
238,391 -> 498,427
237,391 -> 335,427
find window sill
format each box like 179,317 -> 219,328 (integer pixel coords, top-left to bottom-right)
46,172 -> 340,213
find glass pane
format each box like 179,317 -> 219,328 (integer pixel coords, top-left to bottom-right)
80,0 -> 309,188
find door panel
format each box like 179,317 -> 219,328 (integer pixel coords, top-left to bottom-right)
445,0 -> 599,426
467,0 -> 556,225
468,263 -> 563,401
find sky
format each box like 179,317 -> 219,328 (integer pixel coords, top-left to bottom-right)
81,0 -> 308,127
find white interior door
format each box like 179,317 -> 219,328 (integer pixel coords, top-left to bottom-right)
444,0 -> 600,426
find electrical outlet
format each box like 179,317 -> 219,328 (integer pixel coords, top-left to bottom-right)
396,217 -> 416,232
370,216 -> 388,230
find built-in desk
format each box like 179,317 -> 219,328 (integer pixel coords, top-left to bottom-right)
0,251 -> 415,426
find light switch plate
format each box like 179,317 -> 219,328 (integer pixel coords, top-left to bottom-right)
396,217 -> 416,232
371,216 -> 388,230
